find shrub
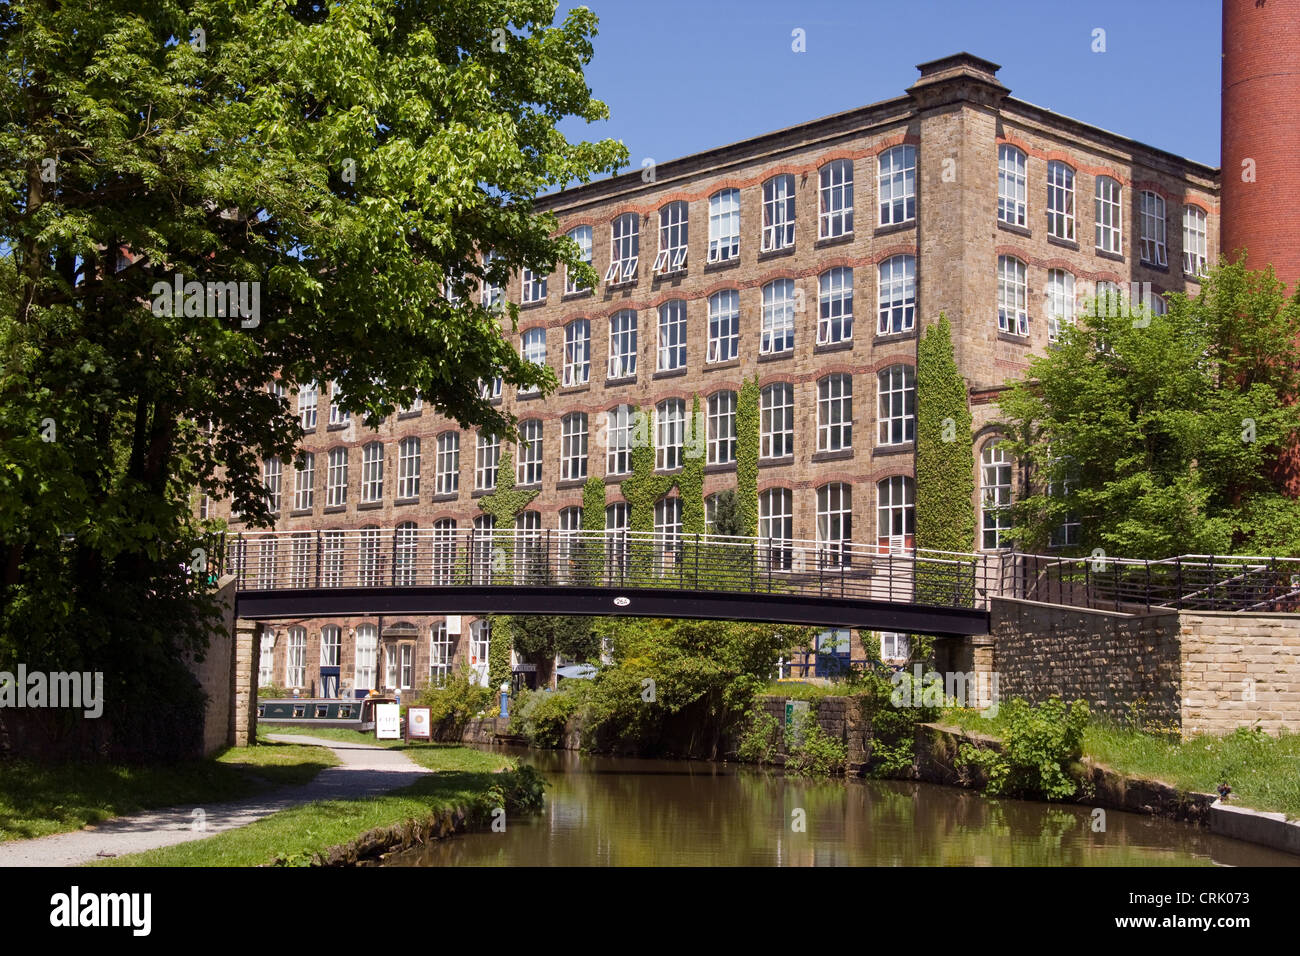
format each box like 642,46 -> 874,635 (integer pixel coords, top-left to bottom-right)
522,681 -> 589,749
416,672 -> 495,740
956,697 -> 1090,800
735,707 -> 780,764
258,685 -> 292,700
784,710 -> 847,776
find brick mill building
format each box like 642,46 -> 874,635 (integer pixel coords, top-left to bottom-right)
217,52 -> 1224,699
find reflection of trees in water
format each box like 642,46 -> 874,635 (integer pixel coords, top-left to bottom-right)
388,753 -> 1242,867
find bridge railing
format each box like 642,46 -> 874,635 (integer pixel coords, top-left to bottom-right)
997,550 -> 1300,613
223,528 -> 998,610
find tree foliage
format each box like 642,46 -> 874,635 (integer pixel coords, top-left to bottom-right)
0,0 -> 626,757
995,264 -> 1300,558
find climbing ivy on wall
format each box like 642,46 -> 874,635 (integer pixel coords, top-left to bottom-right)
916,313 -> 975,553
680,395 -> 705,536
735,376 -> 759,537
477,449 -> 539,585
487,619 -> 512,690
621,406 -> 675,535
578,474 -> 606,583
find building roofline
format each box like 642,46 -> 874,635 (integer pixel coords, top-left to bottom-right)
534,57 -> 1219,214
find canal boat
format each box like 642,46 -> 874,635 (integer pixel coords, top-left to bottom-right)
258,695 -> 398,732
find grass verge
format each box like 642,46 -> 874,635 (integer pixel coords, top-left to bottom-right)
93,745 -> 534,867
941,707 -> 1300,818
0,740 -> 338,843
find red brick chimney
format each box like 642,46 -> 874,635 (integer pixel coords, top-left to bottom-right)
1221,0 -> 1300,290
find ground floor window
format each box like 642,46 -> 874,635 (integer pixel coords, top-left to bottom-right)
286,626 -> 306,687
258,633 -> 276,687
880,631 -> 910,662
355,624 -> 377,691
431,623 -> 453,686
469,619 -> 491,687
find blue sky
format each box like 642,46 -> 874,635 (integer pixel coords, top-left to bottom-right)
556,0 -> 1222,177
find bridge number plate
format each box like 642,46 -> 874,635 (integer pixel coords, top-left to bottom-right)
613,596 -> 630,607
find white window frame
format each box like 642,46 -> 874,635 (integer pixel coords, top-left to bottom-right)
607,212 -> 639,284
320,625 -> 341,667
561,412 -> 588,481
876,476 -> 915,553
655,399 -> 685,471
606,405 -> 633,476
397,437 -> 420,500
522,266 -> 548,304
328,380 -> 349,426
981,442 -> 1013,550
656,201 -> 689,274
355,624 -> 377,691
818,267 -> 853,345
877,365 -> 915,447
516,419 -> 543,486
1046,161 -> 1075,241
817,374 -> 853,452
286,627 -> 306,688
1095,176 -> 1122,255
432,519 -> 457,585
1045,269 -> 1076,342
877,145 -> 917,226
475,433 -> 500,491
707,391 -> 737,465
435,432 -> 459,495
818,159 -> 854,239
997,145 -> 1027,228
395,521 -> 418,586
997,255 -> 1029,336
877,255 -> 916,335
563,319 -> 591,387
519,328 -> 546,397
1182,206 -> 1208,276
707,290 -> 739,363
760,384 -> 794,459
293,452 -> 315,511
361,442 -> 384,502
761,174 -> 795,252
566,225 -> 593,294
759,488 -> 794,571
761,279 -> 795,355
430,623 -> 452,686
263,457 -> 283,513
816,483 -> 852,568
657,299 -> 687,371
1139,190 -> 1167,267
708,188 -> 740,263
480,250 -> 503,310
298,382 -> 318,430
321,531 -> 344,587
608,310 -> 638,379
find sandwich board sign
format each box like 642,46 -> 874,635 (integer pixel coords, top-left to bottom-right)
406,706 -> 432,741
375,703 -> 401,740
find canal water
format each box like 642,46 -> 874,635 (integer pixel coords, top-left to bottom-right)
381,747 -> 1298,866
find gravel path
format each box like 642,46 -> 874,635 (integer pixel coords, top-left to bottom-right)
0,734 -> 429,867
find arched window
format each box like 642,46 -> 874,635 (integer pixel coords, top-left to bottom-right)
876,476 -> 915,553
468,619 -> 492,686
517,419 -> 543,486
656,200 -> 689,273
818,267 -> 853,345
355,624 -> 378,691
759,488 -> 794,570
565,225 -> 593,294
320,625 -> 341,668
286,626 -> 307,688
394,521 -> 419,586
655,398 -> 686,470
816,483 -> 852,567
981,442 -> 1013,549
818,159 -> 854,238
1046,161 -> 1075,240
657,299 -> 687,371
1095,176 -> 1122,254
708,189 -> 741,262
997,144 -> 1027,227
397,437 -> 420,500
432,518 -> 457,585
877,145 -> 916,225
761,174 -> 795,251
877,255 -> 915,334
877,365 -> 915,446
761,279 -> 796,354
997,255 -> 1028,336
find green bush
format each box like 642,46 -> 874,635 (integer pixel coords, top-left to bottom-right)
416,672 -> 495,740
258,685 -> 292,700
735,707 -> 780,764
852,660 -> 940,778
956,697 -> 1090,800
523,682 -> 589,749
784,710 -> 847,776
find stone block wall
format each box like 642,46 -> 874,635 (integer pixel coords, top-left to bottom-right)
1179,611 -> 1300,736
989,596 -> 1183,727
990,597 -> 1300,737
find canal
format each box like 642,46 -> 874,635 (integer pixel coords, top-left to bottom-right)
381,747 -> 1299,866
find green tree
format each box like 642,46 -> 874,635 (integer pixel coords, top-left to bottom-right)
708,489 -> 745,536
495,614 -> 600,688
0,0 -> 626,758
996,264 -> 1300,557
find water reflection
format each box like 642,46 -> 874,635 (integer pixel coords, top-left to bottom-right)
382,748 -> 1298,867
